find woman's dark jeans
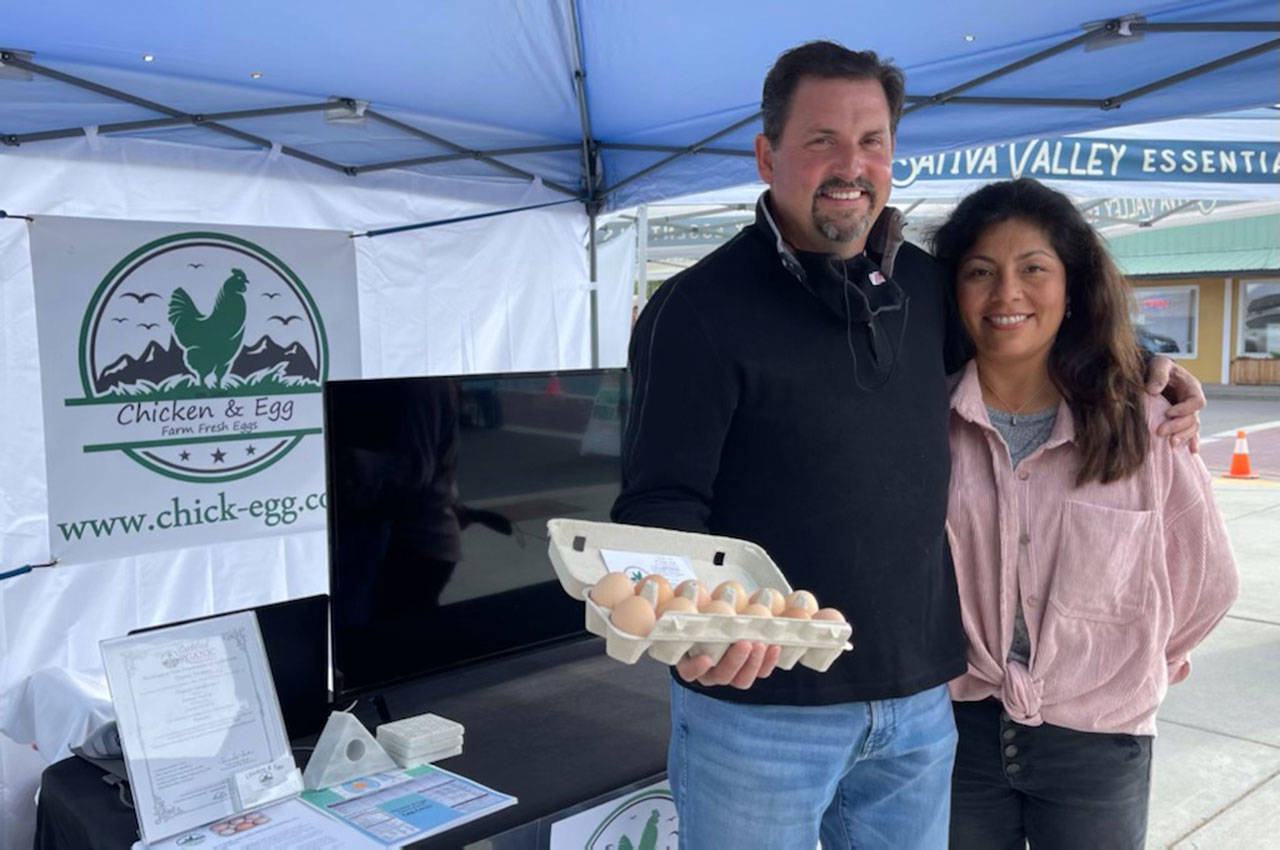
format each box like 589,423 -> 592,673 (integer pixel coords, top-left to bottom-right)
950,699 -> 1152,850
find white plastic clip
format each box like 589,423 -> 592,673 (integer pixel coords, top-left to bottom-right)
82,125 -> 100,151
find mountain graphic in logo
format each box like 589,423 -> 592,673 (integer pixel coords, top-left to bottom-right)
74,232 -> 330,482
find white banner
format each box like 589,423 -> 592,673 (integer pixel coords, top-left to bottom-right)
29,216 -> 360,563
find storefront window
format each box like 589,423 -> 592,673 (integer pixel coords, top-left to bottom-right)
1239,279 -> 1280,358
1132,286 -> 1197,357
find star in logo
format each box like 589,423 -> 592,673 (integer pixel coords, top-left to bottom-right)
245,445 -> 257,456
211,448 -> 226,463
179,450 -> 190,461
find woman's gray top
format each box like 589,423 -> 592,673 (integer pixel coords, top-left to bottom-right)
986,404 -> 1058,665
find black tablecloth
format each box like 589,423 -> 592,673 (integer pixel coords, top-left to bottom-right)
35,639 -> 671,850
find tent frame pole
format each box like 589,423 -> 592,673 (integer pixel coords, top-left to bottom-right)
361,108 -> 579,195
8,102 -> 334,144
596,17 -> 1278,193
0,52 -> 349,173
598,111 -> 762,198
569,0 -> 602,367
1106,38 -> 1280,108
353,144 -> 580,175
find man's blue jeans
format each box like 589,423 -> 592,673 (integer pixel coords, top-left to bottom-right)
668,679 -> 956,849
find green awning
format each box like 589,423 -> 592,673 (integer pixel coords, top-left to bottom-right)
1106,214 -> 1279,277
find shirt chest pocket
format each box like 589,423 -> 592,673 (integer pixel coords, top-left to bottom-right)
1049,500 -> 1159,624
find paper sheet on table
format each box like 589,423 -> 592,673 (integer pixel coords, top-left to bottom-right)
101,610 -> 301,845
300,764 -> 516,846
133,796 -> 382,848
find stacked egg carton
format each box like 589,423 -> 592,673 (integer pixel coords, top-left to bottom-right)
375,713 -> 464,768
547,518 -> 853,672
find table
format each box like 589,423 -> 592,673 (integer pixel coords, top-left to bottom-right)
35,638 -> 671,849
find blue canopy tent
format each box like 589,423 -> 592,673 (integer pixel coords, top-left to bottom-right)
3,1 -> 1274,362
3,0 -> 1277,216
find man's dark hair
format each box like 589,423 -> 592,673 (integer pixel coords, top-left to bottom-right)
761,41 -> 905,145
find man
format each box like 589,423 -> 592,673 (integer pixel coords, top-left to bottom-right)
611,41 -> 1201,849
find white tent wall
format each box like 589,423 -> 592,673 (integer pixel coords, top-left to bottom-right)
0,135 -> 629,847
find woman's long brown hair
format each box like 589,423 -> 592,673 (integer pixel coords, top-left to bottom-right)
932,178 -> 1148,485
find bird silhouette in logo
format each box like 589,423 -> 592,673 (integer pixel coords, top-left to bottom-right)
268,314 -> 303,326
137,322 -> 160,330
111,317 -> 129,324
261,291 -> 282,299
120,291 -> 162,303
168,268 -> 248,389
187,262 -> 204,269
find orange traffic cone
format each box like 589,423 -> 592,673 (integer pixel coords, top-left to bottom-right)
1226,430 -> 1259,479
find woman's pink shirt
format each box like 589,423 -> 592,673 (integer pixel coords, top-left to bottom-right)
947,361 -> 1238,735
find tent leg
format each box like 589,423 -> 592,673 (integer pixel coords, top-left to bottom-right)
589,208 -> 599,368
636,204 -> 649,316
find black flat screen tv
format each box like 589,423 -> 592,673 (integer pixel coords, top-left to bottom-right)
323,368 -> 628,703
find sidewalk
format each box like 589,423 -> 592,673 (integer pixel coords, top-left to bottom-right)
1203,384 -> 1280,401
1148,477 -> 1280,848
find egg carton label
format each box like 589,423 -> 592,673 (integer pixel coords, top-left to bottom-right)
599,549 -> 698,586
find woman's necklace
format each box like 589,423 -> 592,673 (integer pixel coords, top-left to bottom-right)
978,376 -> 1054,426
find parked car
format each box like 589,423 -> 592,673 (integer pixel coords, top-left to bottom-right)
1136,326 -> 1181,354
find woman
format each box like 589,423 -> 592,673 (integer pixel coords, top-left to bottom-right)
931,178 -> 1237,849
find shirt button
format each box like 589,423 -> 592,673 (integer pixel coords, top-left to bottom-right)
1019,533 -> 1031,545
1004,745 -> 1019,758
1017,471 -> 1030,481
1005,763 -> 1021,776
1002,728 -> 1017,742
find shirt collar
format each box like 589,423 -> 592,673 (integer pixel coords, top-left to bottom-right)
950,360 -> 1077,447
753,190 -> 906,282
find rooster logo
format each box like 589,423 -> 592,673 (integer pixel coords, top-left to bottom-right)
74,231 -> 332,483
168,268 -> 249,389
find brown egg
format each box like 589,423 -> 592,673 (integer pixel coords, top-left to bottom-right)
780,606 -> 813,620
750,588 -> 786,616
699,599 -> 736,616
636,574 -> 673,607
712,580 -> 748,613
611,595 -> 656,636
784,590 -> 819,615
589,572 -> 637,608
675,579 -> 710,607
813,607 -> 847,622
741,602 -> 773,617
657,596 -> 698,617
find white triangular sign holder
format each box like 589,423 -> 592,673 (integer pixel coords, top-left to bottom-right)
302,711 -> 398,790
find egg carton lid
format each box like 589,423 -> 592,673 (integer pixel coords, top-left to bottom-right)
547,518 -> 792,601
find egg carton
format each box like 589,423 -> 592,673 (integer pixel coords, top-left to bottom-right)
547,518 -> 853,673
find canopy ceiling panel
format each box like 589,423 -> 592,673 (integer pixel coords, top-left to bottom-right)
1,0 -> 1276,211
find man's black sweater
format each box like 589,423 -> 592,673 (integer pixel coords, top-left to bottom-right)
612,199 -> 967,705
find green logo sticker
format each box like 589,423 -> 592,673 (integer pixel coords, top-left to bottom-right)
68,232 -> 329,483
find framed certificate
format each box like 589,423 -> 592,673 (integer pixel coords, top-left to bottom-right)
102,610 -> 303,844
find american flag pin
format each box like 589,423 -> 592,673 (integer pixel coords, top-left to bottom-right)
869,271 -> 886,286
